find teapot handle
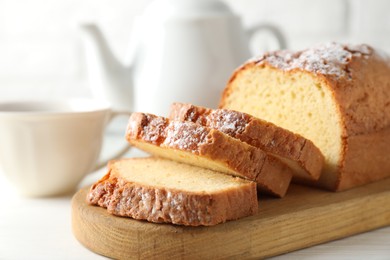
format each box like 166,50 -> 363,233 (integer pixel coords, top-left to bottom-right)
246,23 -> 287,52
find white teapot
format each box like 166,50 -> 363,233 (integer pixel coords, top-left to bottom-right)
81,0 -> 286,114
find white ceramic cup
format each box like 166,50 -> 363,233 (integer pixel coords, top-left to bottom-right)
0,98 -> 131,197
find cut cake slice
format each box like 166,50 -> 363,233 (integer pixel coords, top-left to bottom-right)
87,157 -> 258,226
169,103 -> 324,182
125,112 -> 293,197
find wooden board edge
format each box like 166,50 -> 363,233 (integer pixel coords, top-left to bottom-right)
72,186 -> 390,259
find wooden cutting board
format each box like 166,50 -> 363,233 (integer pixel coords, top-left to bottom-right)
72,179 -> 390,259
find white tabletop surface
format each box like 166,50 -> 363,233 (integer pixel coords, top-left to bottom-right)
1,132 -> 390,260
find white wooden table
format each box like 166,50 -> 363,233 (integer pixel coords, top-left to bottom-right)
1,133 -> 389,260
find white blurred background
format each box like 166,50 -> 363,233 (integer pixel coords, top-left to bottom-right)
0,0 -> 388,101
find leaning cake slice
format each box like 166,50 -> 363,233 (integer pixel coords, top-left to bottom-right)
169,103 -> 324,182
126,112 -> 293,197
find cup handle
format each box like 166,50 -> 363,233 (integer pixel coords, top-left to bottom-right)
92,110 -> 133,172
246,23 -> 287,51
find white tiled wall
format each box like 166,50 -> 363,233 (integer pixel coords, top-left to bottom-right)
0,0 -> 389,100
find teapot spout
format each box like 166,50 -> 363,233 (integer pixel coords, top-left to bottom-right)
80,24 -> 133,111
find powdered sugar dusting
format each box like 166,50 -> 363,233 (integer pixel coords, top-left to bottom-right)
163,121 -> 210,152
253,42 -> 373,79
207,109 -> 248,136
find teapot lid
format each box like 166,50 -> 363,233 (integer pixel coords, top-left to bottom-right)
144,0 -> 234,19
